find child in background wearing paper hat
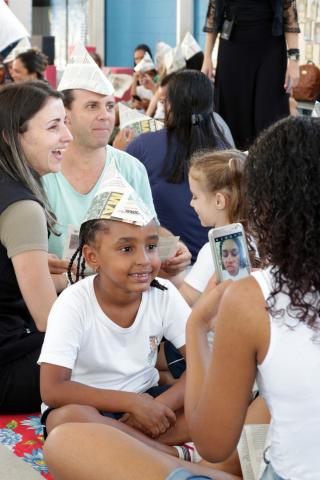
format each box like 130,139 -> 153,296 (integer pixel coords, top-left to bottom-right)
131,52 -> 159,111
39,165 -> 199,462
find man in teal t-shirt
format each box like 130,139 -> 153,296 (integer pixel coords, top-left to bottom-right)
42,51 -> 191,278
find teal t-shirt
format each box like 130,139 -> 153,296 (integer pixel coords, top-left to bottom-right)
42,145 -> 157,259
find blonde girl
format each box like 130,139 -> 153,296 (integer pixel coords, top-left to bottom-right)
180,149 -> 247,306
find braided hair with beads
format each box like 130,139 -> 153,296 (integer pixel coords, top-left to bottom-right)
67,219 -> 167,291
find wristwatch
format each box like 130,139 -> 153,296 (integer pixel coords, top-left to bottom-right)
287,48 -> 300,61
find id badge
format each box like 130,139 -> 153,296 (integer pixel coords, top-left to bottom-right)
220,19 -> 234,41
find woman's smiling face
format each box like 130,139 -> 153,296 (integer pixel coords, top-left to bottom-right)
19,97 -> 72,176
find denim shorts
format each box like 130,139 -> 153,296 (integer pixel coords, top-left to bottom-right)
166,468 -> 212,480
260,463 -> 286,480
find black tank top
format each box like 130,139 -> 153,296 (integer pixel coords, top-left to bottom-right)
227,0 -> 274,25
0,174 -> 44,365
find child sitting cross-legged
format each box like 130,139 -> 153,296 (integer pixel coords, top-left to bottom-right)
38,165 -> 198,461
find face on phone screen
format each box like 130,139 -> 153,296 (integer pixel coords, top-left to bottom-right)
214,232 -> 250,282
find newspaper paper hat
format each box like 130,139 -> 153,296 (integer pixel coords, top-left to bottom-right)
164,46 -> 186,74
105,72 -> 132,98
3,37 -> 31,64
0,1 -> 30,52
134,52 -> 156,73
84,160 -> 154,226
118,103 -> 163,131
155,42 -> 172,69
58,43 -> 114,95
180,32 -> 201,61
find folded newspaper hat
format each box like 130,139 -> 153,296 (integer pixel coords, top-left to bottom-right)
164,46 -> 186,74
134,52 -> 156,73
118,103 -> 163,131
155,42 -> 172,69
105,72 -> 133,98
58,43 -> 114,95
3,37 -> 31,64
84,160 -> 154,226
0,1 -> 30,53
180,32 -> 202,61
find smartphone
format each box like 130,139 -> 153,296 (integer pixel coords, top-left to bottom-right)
208,223 -> 251,283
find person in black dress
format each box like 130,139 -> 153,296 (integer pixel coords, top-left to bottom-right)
202,0 -> 300,150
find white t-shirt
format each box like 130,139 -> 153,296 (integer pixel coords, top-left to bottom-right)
253,268 -> 320,479
42,146 -> 157,259
38,276 -> 190,395
184,242 -> 214,293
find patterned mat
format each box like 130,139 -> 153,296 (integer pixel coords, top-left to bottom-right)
0,413 -> 52,479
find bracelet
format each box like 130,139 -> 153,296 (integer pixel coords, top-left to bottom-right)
287,48 -> 300,61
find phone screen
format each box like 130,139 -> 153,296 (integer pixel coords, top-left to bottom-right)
213,231 -> 250,282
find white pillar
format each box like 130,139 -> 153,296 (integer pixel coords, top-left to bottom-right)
176,0 -> 193,45
88,0 -> 105,62
8,0 -> 32,34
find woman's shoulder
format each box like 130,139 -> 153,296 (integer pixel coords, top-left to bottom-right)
0,175 -> 37,213
128,128 -> 167,148
125,128 -> 168,165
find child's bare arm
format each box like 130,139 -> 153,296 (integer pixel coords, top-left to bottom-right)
40,363 -> 176,437
155,345 -> 186,411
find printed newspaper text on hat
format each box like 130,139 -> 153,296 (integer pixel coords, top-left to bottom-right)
84,160 -> 154,227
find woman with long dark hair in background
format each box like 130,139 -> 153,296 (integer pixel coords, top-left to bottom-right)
126,69 -> 233,263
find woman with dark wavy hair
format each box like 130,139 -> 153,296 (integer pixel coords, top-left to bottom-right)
126,69 -> 233,263
44,117 -> 320,480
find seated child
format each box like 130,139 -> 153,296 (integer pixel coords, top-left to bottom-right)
180,149 -> 252,306
39,166 -> 195,460
131,52 -> 159,112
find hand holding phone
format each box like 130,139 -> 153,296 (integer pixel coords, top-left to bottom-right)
208,223 -> 251,283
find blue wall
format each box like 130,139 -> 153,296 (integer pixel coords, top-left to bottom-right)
193,0 -> 208,50
105,0 -> 177,67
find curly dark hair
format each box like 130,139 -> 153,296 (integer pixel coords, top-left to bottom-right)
68,219 -> 167,291
245,116 -> 320,333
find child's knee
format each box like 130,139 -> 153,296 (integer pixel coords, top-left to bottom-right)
46,404 -> 99,433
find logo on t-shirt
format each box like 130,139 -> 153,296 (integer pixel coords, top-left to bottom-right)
148,336 -> 158,365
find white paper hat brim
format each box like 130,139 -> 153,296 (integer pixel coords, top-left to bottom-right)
180,32 -> 202,61
0,2 -> 30,52
84,164 -> 154,226
164,49 -> 186,74
3,37 -> 31,64
134,51 -> 156,73
58,64 -> 115,95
